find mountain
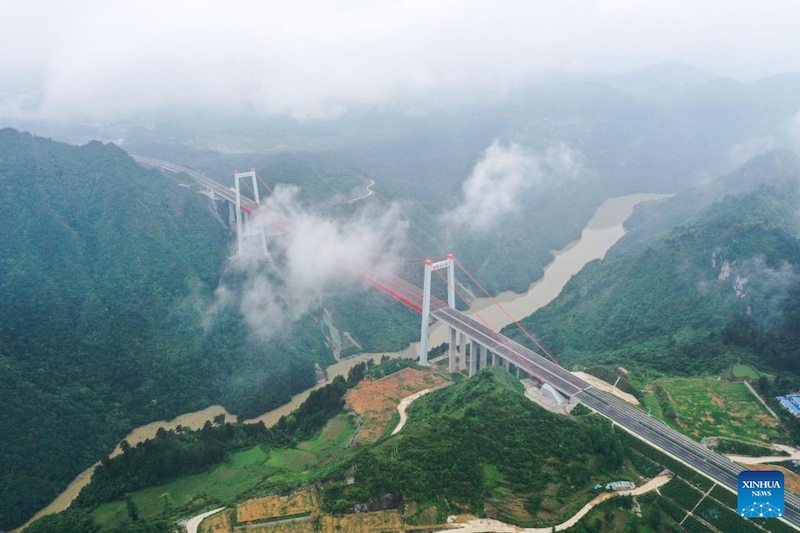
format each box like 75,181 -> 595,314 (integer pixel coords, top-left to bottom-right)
0,129 -> 332,530
511,177 -> 800,377
600,60 -> 718,102
611,149 -> 800,257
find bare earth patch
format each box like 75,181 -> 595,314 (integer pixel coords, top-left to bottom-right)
237,491 -> 318,523
319,509 -> 404,532
198,509 -> 233,533
747,464 -> 800,495
345,368 -> 449,443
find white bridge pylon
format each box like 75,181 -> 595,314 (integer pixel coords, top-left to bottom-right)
233,168 -> 268,257
419,254 -> 455,366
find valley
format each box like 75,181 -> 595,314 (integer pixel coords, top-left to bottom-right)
17,190 -> 664,530
5,14 -> 800,529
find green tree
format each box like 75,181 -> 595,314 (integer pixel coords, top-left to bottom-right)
159,493 -> 173,514
126,495 -> 139,522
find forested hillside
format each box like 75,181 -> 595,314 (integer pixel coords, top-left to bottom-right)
0,130 -> 332,530
43,366 -> 631,531
611,149 -> 800,257
513,179 -> 800,376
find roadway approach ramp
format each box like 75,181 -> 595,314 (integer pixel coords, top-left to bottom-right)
432,306 -> 800,529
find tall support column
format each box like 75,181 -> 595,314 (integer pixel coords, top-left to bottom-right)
448,328 -> 457,372
470,342 -> 478,377
234,171 -> 244,255
469,341 -> 476,371
458,333 -> 467,371
248,168 -> 268,257
480,346 -> 487,370
447,328 -> 458,374
446,254 -> 455,308
419,260 -> 433,366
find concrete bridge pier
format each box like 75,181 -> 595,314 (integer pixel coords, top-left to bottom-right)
448,328 -> 457,373
469,342 -> 478,377
458,333 -> 467,371
480,345 -> 487,369
228,201 -> 236,232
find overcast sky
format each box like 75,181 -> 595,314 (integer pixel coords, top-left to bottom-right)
2,0 -> 800,120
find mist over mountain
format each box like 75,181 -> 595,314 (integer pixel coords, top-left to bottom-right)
71,63 -> 800,296
612,149 -> 800,256
512,162 -> 800,376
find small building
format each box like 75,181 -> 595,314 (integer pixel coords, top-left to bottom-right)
776,396 -> 800,417
788,394 -> 800,410
605,481 -> 636,491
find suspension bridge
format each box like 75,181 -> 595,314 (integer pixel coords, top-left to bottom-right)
135,155 -> 800,529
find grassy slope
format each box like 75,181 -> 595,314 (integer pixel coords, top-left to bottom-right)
91,413 -> 357,529
647,378 -> 782,443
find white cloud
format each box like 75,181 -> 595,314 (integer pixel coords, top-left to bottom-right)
728,137 -> 777,168
214,185 -> 407,339
727,111 -> 800,167
3,1 -> 800,120
441,141 -> 581,233
789,111 -> 800,150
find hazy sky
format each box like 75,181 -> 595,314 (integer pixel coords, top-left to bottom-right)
2,0 -> 800,119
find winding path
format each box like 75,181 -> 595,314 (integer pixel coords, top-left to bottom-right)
446,473 -> 672,532
391,383 -> 453,435
347,179 -> 376,204
726,453 -> 800,464
185,507 -> 225,533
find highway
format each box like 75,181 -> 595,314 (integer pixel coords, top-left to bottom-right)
132,155 -> 260,212
433,306 -> 800,528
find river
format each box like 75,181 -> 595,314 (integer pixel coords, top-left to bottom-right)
15,192 -> 669,532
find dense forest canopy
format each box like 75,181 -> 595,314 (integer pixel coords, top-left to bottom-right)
0,129 -> 335,529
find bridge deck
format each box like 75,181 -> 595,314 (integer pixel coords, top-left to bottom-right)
432,307 -> 800,527
133,155 -> 260,212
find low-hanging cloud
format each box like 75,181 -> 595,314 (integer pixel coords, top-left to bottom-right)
5,1 -> 800,120
211,185 -> 408,340
441,141 -> 581,234
726,110 -> 800,168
